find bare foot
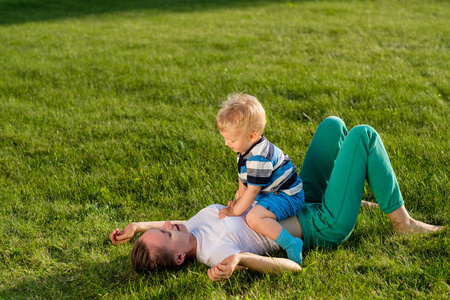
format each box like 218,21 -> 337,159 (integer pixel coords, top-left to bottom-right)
387,205 -> 444,235
393,218 -> 445,235
361,200 -> 379,208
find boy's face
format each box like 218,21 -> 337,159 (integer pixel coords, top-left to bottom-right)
220,130 -> 259,154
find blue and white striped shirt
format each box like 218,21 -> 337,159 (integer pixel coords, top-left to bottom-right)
237,136 -> 303,196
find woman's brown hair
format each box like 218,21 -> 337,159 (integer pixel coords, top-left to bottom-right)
131,238 -> 179,273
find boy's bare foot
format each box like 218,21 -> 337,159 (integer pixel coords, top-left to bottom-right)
361,200 -> 379,208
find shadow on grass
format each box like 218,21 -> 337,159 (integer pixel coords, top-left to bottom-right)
0,256 -> 132,299
0,255 -> 269,299
0,255 -> 204,299
0,0 -> 329,26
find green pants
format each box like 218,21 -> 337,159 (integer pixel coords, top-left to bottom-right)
297,117 -> 404,249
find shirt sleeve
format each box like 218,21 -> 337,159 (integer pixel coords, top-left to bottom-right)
246,155 -> 273,186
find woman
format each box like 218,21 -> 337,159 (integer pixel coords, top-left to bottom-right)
110,117 -> 444,281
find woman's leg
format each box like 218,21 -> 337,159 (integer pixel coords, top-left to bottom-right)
298,125 -> 404,247
387,205 -> 444,234
299,116 -> 348,204
321,125 -> 443,239
361,196 -> 443,233
317,125 -> 403,240
298,120 -> 443,249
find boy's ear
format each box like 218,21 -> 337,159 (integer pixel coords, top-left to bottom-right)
175,253 -> 185,266
249,131 -> 260,142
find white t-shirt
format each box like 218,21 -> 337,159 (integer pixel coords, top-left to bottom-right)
185,204 -> 279,267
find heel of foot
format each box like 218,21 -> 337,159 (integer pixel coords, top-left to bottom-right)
286,238 -> 303,264
395,219 -> 445,234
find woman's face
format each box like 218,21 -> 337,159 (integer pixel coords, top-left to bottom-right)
140,221 -> 191,257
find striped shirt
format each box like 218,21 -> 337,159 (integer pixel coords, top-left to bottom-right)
237,136 -> 303,196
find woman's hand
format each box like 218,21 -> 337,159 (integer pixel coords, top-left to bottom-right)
207,252 -> 302,281
110,220 -> 187,245
207,254 -> 241,281
110,223 -> 137,245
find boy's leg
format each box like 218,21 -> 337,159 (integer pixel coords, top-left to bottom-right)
299,116 -> 348,203
246,205 -> 281,240
246,205 -> 303,264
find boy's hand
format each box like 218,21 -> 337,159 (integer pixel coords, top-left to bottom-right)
219,207 -> 236,219
227,200 -> 236,208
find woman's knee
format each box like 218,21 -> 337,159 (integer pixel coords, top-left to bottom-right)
322,116 -> 345,128
345,125 -> 381,151
317,116 -> 348,137
348,124 -> 378,139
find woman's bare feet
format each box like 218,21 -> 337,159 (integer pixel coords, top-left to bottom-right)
361,200 -> 379,208
387,205 -> 444,234
397,219 -> 445,234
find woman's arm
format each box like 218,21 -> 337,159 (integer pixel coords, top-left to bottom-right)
110,220 -> 186,245
207,252 -> 301,281
133,221 -> 186,233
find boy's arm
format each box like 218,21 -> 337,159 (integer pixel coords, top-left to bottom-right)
232,184 -> 261,215
110,220 -> 186,245
219,185 -> 261,219
207,252 -> 301,281
235,178 -> 247,200
230,178 -> 247,207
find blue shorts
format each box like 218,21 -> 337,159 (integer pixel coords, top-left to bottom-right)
256,190 -> 305,221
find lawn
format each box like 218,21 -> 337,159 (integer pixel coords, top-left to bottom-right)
0,0 -> 449,298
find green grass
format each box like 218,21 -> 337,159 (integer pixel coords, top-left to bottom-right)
0,0 -> 449,298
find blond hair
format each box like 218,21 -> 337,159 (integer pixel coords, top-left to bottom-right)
216,93 -> 266,136
131,238 -> 178,273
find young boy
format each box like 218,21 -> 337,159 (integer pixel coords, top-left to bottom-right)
216,93 -> 305,264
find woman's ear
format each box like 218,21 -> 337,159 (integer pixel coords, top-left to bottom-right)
175,253 -> 186,266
